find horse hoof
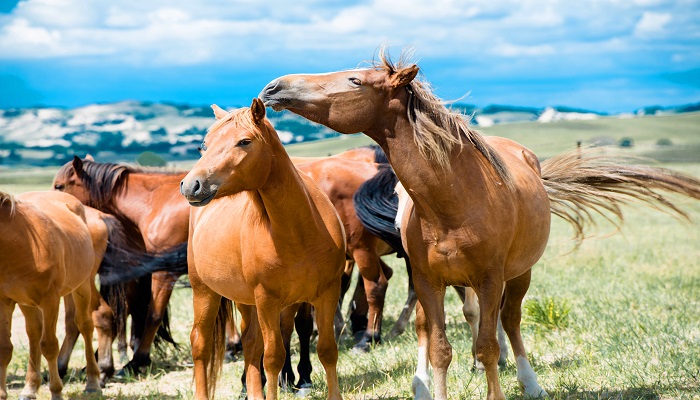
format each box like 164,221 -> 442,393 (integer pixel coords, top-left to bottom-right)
19,397 -> 37,400
84,387 -> 102,394
295,383 -> 312,397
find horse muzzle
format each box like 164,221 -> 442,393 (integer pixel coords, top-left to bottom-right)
180,178 -> 217,207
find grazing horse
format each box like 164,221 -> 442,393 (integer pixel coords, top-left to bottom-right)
53,156 -> 189,375
259,49 -> 700,400
0,190 -> 101,400
181,99 -> 346,400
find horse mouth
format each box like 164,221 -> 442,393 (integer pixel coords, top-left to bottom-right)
188,190 -> 217,207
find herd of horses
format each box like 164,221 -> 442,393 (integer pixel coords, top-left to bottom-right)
2,49 -> 700,400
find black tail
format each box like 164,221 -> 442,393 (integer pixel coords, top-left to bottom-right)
98,242 -> 188,285
354,164 -> 405,256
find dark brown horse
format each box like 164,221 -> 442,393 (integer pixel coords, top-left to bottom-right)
1,190 -> 101,400
259,49 -> 700,399
53,156 -> 189,375
181,99 -> 346,400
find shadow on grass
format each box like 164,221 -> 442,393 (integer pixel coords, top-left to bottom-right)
545,387 -> 661,400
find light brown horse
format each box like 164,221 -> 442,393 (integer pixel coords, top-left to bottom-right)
0,190 -> 101,400
181,99 -> 346,400
259,49 -> 700,400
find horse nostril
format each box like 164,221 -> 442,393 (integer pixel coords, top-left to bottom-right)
193,179 -> 201,195
261,79 -> 282,98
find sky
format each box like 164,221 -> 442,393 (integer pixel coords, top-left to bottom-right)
0,0 -> 699,113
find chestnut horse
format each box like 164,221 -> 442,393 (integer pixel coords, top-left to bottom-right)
259,49 -> 700,399
53,156 -> 189,375
181,99 -> 346,400
0,190 -> 101,400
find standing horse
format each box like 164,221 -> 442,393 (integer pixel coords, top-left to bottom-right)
181,99 -> 346,400
53,156 -> 189,375
0,190 -> 101,400
259,49 -> 700,400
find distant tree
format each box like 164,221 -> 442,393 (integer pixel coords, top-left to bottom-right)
136,151 -> 167,167
618,137 -> 634,148
656,138 -> 673,146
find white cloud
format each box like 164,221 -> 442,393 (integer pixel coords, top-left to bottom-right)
634,11 -> 672,36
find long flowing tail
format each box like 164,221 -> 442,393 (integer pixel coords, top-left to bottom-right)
98,242 -> 188,285
541,148 -> 700,243
354,164 -> 405,255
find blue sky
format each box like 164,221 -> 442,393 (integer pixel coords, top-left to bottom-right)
0,0 -> 698,112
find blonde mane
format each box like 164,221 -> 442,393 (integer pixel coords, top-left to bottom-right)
375,48 -> 513,189
0,190 -> 17,215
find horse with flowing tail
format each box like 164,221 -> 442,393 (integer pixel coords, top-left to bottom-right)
53,156 -> 190,375
259,49 -> 700,400
181,99 -> 346,400
1,190 -> 101,400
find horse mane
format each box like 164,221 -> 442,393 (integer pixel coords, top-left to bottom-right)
56,160 -> 183,210
0,190 -> 17,215
375,48 -> 513,189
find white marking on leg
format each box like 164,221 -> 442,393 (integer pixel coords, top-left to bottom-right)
412,345 -> 432,399
516,356 -> 548,398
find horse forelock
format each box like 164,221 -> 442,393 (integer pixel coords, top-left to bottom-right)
207,107 -> 269,144
78,161 -> 130,209
374,47 -> 513,189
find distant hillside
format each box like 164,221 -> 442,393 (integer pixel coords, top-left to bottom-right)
0,100 -> 698,167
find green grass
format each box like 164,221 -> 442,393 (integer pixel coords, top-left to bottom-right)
3,113 -> 700,399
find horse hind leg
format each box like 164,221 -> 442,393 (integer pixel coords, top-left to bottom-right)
225,314 -> 242,362
35,296 -> 64,400
279,303 -> 300,391
0,301 -> 16,400
388,257 -> 417,339
501,270 -> 547,398
57,296 -> 80,379
458,286 -> 509,370
18,305 -> 43,400
72,280 -> 102,393
353,250 -> 389,352
474,277 -> 507,400
411,301 -> 432,400
92,293 -> 115,387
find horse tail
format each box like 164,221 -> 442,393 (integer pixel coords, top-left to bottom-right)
98,242 -> 188,285
207,297 -> 233,399
370,144 -> 389,164
540,148 -> 700,244
354,164 -> 406,256
98,213 -> 137,342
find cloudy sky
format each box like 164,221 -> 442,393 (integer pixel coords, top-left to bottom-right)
0,0 -> 698,112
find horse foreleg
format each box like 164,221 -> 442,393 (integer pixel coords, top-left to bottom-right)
353,249 -> 389,352
475,277 -> 506,400
190,281 -> 222,400
311,284 -> 343,400
411,301 -> 431,400
123,271 -> 178,375
254,293 -> 285,400
238,303 -> 265,400
388,257 -> 417,339
56,296 -> 79,379
0,300 -> 15,400
501,270 -> 547,398
36,296 -> 63,400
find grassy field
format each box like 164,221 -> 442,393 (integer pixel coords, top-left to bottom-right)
2,113 -> 700,399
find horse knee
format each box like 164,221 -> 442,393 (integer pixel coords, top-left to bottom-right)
40,336 -> 60,358
0,342 -> 12,365
316,340 -> 338,367
475,333 -> 500,366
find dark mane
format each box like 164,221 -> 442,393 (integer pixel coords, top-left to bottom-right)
375,48 -> 513,189
57,160 -> 184,210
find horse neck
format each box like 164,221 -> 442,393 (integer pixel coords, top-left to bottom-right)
255,141 -> 320,239
366,117 -> 498,228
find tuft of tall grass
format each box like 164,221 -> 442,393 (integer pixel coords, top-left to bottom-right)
523,296 -> 571,331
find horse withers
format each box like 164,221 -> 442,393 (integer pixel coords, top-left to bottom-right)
181,99 -> 346,400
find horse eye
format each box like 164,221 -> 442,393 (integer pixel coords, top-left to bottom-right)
200,142 -> 207,152
349,78 -> 361,86
237,139 -> 252,147
54,183 -> 65,191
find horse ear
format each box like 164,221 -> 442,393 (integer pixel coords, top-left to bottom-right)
390,64 -> 419,88
84,154 -> 94,161
211,104 -> 228,119
250,98 -> 266,125
72,156 -> 84,173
